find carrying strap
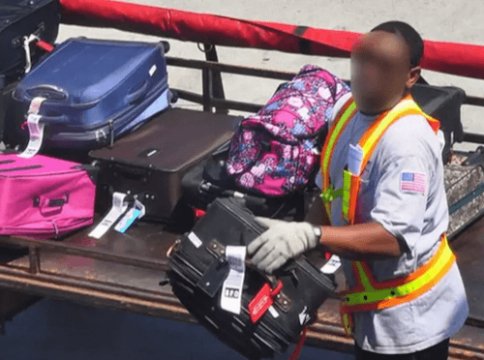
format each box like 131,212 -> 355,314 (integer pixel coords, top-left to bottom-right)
288,327 -> 307,360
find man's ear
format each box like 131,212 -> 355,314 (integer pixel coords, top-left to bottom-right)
406,66 -> 421,89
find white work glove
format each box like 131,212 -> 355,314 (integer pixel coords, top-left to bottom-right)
247,217 -> 321,274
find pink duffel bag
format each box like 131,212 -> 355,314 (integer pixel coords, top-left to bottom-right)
0,153 -> 96,239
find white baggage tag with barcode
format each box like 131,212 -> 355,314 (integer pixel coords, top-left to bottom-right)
220,246 -> 246,315
114,199 -> 146,233
320,254 -> 342,274
18,97 -> 46,159
89,192 -> 129,239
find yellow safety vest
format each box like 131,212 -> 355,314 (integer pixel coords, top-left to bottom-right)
320,94 -> 456,336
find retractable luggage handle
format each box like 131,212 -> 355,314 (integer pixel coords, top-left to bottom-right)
22,33 -> 55,74
199,182 -> 269,209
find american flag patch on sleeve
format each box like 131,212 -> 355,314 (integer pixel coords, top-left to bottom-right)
400,171 -> 427,195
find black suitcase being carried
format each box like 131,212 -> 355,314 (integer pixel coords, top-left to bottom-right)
90,108 -> 239,223
167,198 -> 336,359
0,0 -> 60,84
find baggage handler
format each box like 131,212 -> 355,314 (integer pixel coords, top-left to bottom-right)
248,21 -> 469,359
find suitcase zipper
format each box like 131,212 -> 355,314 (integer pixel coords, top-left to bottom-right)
0,164 -> 42,172
1,217 -> 93,238
0,167 -> 85,178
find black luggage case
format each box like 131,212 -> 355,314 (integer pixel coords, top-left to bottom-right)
181,142 -> 308,220
167,198 -> 336,359
0,0 -> 60,84
411,83 -> 466,162
90,108 -> 239,223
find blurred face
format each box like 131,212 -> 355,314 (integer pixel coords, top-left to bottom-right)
350,30 -> 421,114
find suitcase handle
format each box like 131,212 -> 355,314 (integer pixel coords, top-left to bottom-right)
26,85 -> 68,101
38,114 -> 69,125
126,79 -> 150,104
19,86 -> 99,110
34,193 -> 69,216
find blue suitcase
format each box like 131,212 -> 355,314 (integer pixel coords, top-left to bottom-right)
8,37 -> 172,150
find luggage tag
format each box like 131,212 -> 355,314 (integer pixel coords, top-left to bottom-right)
18,97 -> 46,159
220,246 -> 246,315
89,192 -> 129,239
248,280 -> 283,323
320,254 -> 342,274
114,199 -> 146,233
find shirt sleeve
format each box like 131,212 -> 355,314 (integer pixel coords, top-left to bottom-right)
369,146 -> 433,253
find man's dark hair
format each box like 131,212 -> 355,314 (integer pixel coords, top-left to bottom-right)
371,21 -> 424,67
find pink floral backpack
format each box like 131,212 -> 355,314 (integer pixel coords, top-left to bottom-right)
226,65 -> 350,197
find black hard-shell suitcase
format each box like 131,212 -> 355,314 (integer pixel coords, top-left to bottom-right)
0,0 -> 60,83
181,142 -> 307,220
167,198 -> 336,359
90,108 -> 239,223
411,83 -> 466,163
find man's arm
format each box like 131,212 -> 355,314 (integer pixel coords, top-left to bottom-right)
249,118 -> 433,273
307,196 -> 402,259
319,222 -> 403,260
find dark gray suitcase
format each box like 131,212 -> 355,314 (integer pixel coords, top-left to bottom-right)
445,147 -> 484,238
411,84 -> 466,163
90,108 -> 239,223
